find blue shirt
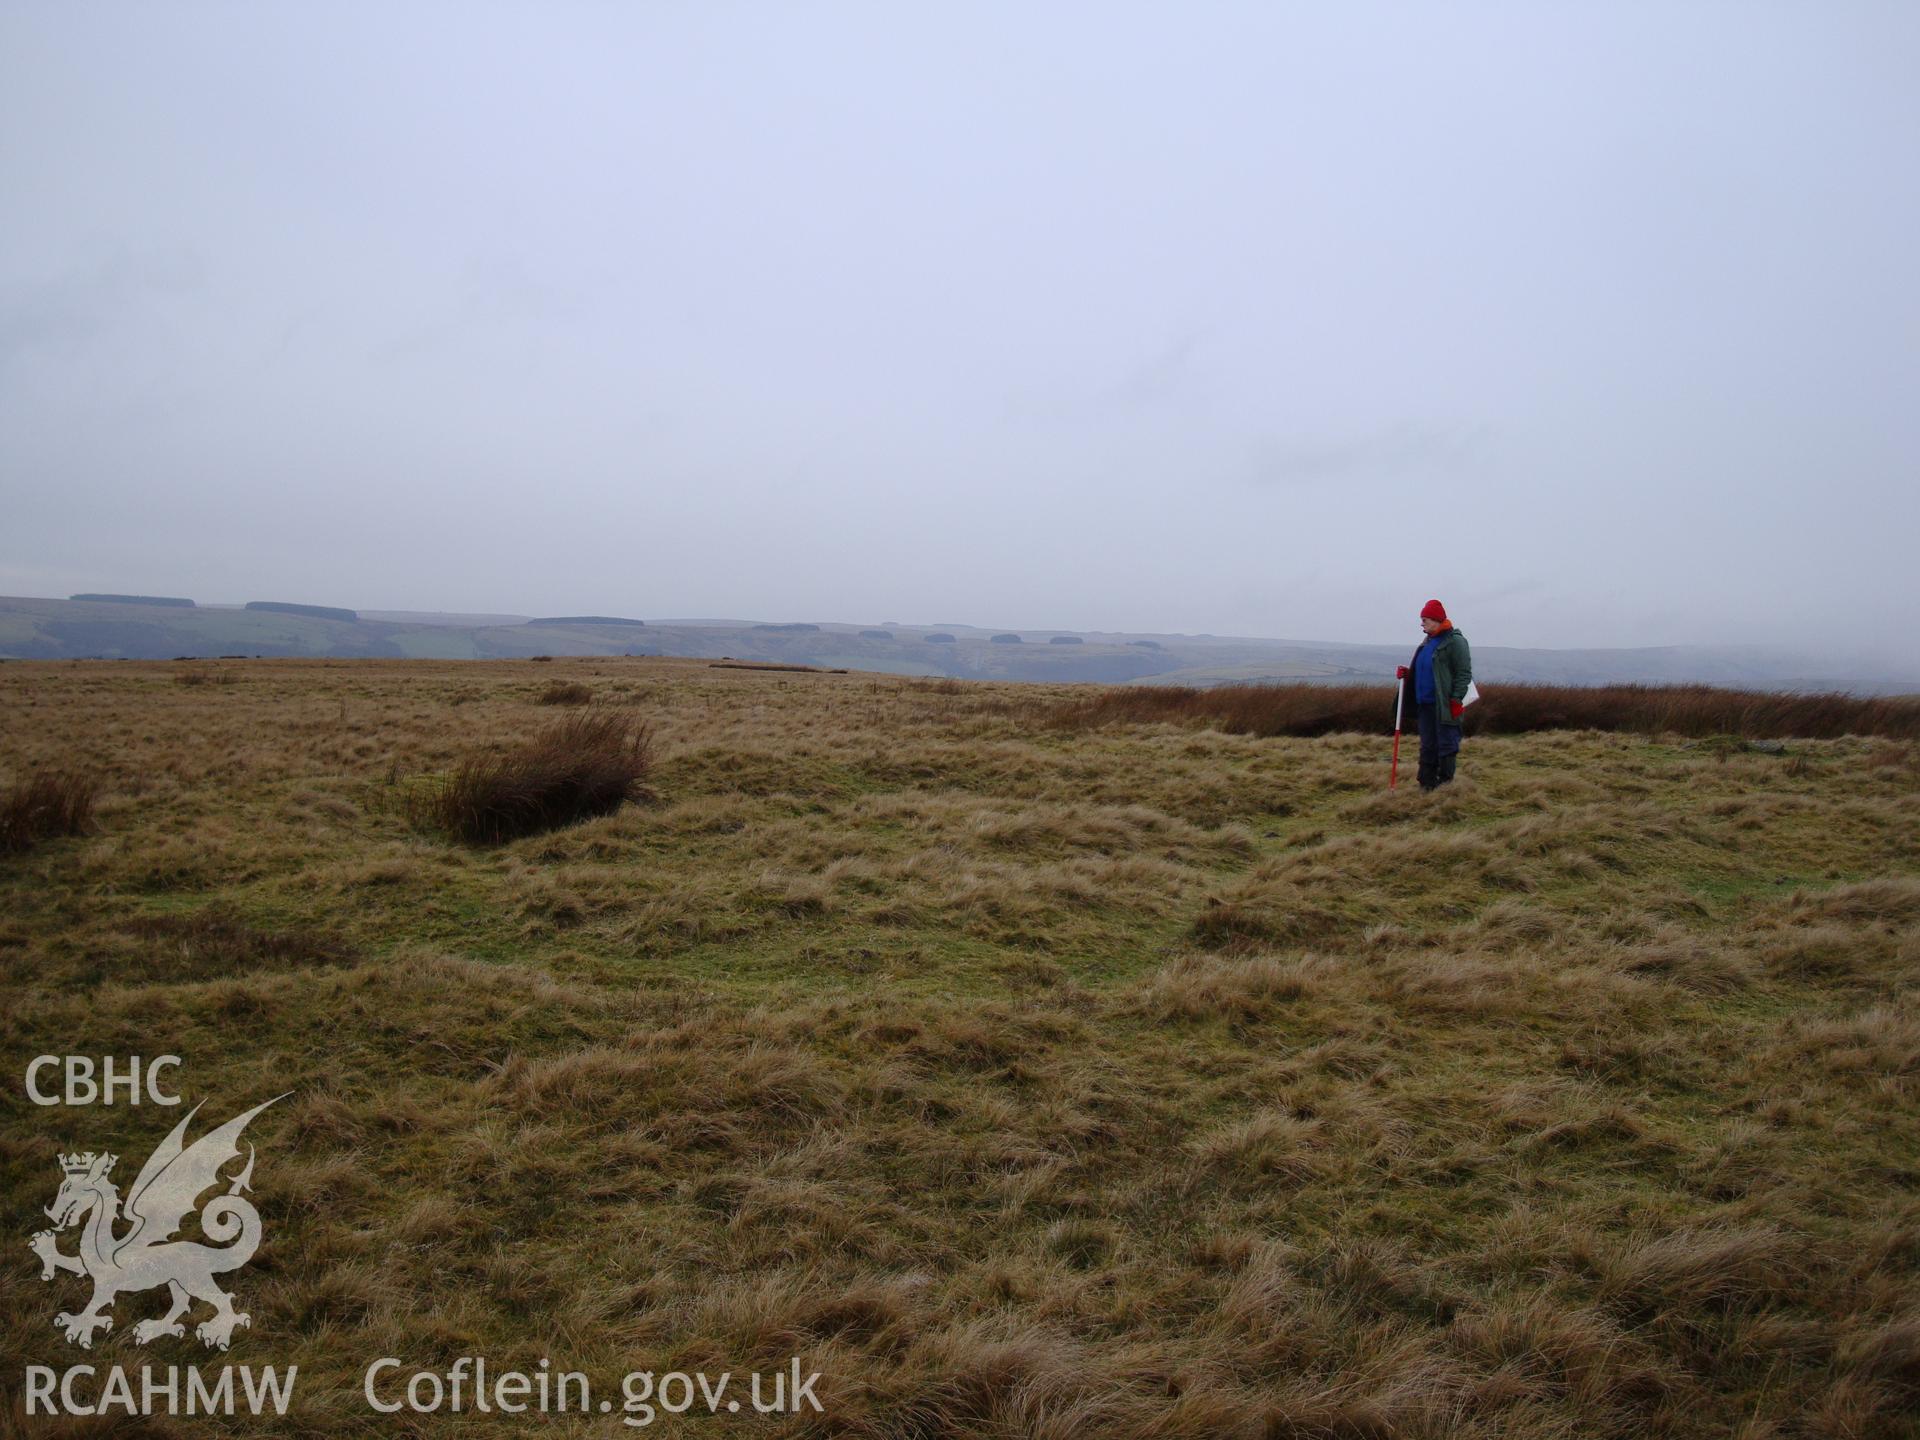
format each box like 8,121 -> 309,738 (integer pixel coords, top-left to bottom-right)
1414,631 -> 1444,702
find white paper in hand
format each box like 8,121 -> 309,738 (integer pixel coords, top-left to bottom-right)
1462,681 -> 1481,708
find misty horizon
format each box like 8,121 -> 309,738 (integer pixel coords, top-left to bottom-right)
17,588 -> 1918,682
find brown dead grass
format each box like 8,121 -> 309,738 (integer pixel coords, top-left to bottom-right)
408,707 -> 653,844
535,678 -> 594,705
1055,680 -> 1920,740
0,769 -> 99,853
174,666 -> 239,687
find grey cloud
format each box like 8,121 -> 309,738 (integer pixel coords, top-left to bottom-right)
1000,330 -> 1204,425
1099,332 -> 1204,413
1247,421 -> 1492,487
0,251 -> 204,367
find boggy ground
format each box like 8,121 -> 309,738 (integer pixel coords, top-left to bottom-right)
1,657 -> 1917,1438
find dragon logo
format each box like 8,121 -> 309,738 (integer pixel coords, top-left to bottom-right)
29,1096 -> 286,1351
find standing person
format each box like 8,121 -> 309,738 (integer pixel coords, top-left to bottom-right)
1395,599 -> 1472,790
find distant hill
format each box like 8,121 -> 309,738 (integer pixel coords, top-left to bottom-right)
358,610 -> 531,628
1,594 -> 1914,692
246,600 -> 358,622
70,593 -> 195,608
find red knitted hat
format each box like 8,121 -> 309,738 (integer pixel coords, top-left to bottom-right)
1420,599 -> 1448,623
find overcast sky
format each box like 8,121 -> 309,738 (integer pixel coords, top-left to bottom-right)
3,3 -> 1916,660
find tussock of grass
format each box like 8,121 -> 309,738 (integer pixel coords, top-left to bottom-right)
1133,952 -> 1319,1021
535,679 -> 593,705
1597,1223 -> 1802,1318
410,709 -> 652,843
0,769 -> 98,852
1054,680 -> 1920,740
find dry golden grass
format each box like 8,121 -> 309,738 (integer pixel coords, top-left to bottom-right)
0,769 -> 99,854
1,656 -> 1916,1437
407,707 -> 654,845
1054,679 -> 1920,741
536,679 -> 595,706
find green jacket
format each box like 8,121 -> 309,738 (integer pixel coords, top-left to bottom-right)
1400,628 -> 1473,730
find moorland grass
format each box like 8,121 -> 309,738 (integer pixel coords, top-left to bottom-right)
0,657 -> 1915,1437
0,769 -> 98,853
173,666 -> 239,687
409,708 -> 652,844
1054,680 -> 1920,741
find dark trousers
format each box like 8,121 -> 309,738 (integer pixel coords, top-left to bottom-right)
1415,701 -> 1461,790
